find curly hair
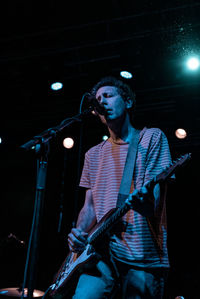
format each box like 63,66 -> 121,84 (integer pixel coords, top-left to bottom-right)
90,76 -> 136,123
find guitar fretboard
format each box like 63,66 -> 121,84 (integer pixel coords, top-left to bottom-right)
88,153 -> 191,245
88,201 -> 129,244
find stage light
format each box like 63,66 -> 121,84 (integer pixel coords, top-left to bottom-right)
102,135 -> 108,141
186,57 -> 200,70
175,128 -> 187,139
63,137 -> 74,149
51,82 -> 63,90
120,71 -> 133,79
0,137 -> 2,144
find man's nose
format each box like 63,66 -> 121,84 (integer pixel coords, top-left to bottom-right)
99,96 -> 108,106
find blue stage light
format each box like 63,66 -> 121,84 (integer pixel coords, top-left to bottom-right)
102,135 -> 108,141
51,82 -> 63,90
186,57 -> 200,70
120,71 -> 133,79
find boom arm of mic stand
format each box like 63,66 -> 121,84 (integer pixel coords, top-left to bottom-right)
20,107 -> 93,151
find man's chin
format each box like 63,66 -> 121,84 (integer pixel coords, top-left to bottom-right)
99,114 -> 121,125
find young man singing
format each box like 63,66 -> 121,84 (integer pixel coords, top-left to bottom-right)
68,77 -> 172,299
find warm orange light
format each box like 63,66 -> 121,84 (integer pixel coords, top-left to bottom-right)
175,128 -> 187,139
63,137 -> 74,149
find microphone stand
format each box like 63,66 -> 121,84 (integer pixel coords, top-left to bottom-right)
20,107 -> 93,299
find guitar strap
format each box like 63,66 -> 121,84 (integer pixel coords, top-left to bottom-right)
116,128 -> 141,208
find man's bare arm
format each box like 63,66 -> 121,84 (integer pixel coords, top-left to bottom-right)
68,189 -> 96,252
76,189 -> 97,231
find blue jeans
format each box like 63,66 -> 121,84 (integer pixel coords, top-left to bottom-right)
72,260 -> 115,299
72,259 -> 167,299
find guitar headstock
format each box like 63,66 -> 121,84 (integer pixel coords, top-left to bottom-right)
154,153 -> 191,184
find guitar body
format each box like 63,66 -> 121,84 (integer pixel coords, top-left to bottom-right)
49,244 -> 97,298
48,209 -> 116,298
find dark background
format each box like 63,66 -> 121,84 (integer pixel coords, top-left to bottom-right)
0,1 -> 200,298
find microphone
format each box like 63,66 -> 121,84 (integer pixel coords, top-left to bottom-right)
86,93 -> 107,116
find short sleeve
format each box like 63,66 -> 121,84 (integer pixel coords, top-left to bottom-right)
144,129 -> 172,183
79,152 -> 91,188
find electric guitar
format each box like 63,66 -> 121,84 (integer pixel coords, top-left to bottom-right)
48,153 -> 191,298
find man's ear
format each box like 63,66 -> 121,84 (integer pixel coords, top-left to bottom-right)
125,98 -> 133,109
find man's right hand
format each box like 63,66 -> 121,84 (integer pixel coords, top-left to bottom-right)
68,228 -> 88,253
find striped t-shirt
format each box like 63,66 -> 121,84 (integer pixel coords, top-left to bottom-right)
79,127 -> 172,268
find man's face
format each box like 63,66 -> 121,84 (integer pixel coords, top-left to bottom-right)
96,86 -> 128,124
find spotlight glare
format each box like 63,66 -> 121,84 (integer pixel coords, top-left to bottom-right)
102,135 -> 108,141
120,71 -> 133,79
186,57 -> 200,70
175,128 -> 187,139
63,137 -> 74,149
51,82 -> 63,90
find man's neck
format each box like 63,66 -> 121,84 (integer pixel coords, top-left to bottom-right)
107,114 -> 134,143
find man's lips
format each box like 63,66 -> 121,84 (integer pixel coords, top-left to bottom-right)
105,109 -> 112,113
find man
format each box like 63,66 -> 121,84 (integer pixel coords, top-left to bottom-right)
68,77 -> 172,298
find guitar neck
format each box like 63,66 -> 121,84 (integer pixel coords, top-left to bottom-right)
88,201 -> 130,245
88,153 -> 191,246
88,178 -> 159,245
88,174 -> 163,245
